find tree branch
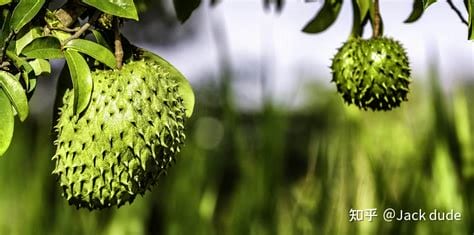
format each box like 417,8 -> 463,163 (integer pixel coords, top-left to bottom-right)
447,0 -> 468,26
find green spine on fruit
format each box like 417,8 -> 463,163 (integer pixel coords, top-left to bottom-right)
52,59 -> 186,209
331,37 -> 411,111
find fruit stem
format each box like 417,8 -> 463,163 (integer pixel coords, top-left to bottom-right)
114,17 -> 124,70
372,0 -> 381,38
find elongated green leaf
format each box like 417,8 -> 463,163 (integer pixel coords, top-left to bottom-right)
29,59 -> 51,76
0,0 -> 11,6
10,0 -> 46,33
0,71 -> 29,121
0,89 -> 14,157
356,0 -> 370,21
64,49 -> 93,115
15,26 -> 43,55
468,0 -> 473,40
173,0 -> 202,23
350,0 -> 362,38
22,36 -> 63,59
141,49 -> 195,118
64,39 -> 116,69
82,0 -> 138,20
405,0 -> 437,23
302,0 -> 343,34
91,29 -> 112,50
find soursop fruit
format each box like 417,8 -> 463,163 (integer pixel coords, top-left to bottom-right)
331,37 -> 411,111
52,58 -> 188,209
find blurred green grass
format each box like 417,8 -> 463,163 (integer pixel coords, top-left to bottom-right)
0,68 -> 473,235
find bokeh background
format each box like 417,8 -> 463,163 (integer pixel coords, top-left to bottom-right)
1,0 -> 473,234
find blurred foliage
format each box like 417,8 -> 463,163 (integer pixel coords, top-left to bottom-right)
0,64 -> 473,234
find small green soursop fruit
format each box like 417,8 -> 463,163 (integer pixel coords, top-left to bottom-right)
331,37 -> 411,111
53,58 -> 188,209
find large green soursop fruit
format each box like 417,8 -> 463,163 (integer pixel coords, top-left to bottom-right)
331,37 -> 411,111
53,58 -> 190,209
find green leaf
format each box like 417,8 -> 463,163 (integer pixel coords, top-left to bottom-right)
405,0 -> 437,23
350,0 -> 362,38
15,26 -> 43,55
27,77 -> 36,93
6,50 -> 34,74
82,0 -> 138,20
64,49 -> 93,115
468,0 -> 473,40
0,89 -> 14,157
356,0 -> 370,21
22,36 -> 63,59
173,0 -> 202,23
91,29 -> 112,50
302,0 -> 343,34
64,39 -> 116,69
0,71 -> 29,121
10,0 -> 46,33
141,49 -> 195,118
29,59 -> 51,76
0,0 -> 11,6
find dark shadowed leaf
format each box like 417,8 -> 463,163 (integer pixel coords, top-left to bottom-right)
22,36 -> 63,59
405,0 -> 437,23
0,89 -> 14,157
173,0 -> 201,23
10,0 -> 46,32
64,49 -> 93,115
64,39 -> 116,69
91,29 -> 112,50
302,0 -> 343,34
0,71 -> 29,121
83,0 -> 138,20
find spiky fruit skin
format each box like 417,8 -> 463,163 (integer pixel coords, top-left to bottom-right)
331,37 -> 411,111
52,60 -> 186,209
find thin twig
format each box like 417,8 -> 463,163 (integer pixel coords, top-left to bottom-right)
48,26 -> 81,33
114,17 -> 123,69
0,32 -> 15,63
62,11 -> 101,46
447,0 -> 468,26
372,0 -> 381,38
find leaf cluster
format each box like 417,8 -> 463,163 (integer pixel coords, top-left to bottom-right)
0,0 -> 197,157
